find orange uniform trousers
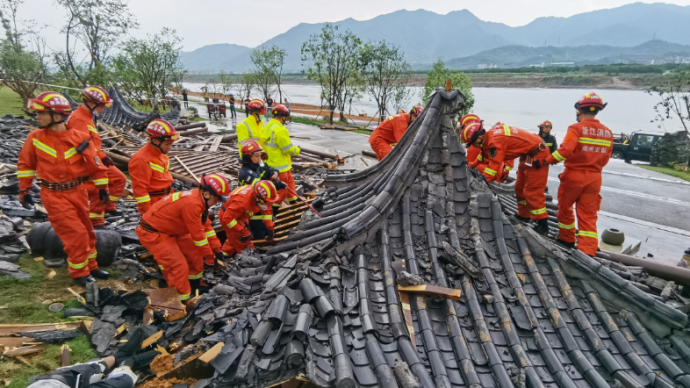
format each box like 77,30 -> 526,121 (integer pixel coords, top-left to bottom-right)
275,171 -> 297,206
88,167 -> 127,226
370,135 -> 393,161
136,230 -> 204,301
218,207 -> 254,256
514,155 -> 550,221
557,169 -> 602,256
43,187 -> 99,278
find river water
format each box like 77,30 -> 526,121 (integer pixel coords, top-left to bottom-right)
183,82 -> 683,138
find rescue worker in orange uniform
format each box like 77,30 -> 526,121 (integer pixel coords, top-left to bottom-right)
219,180 -> 279,257
237,99 -> 266,155
260,104 -> 300,214
135,174 -> 231,301
130,120 -> 223,267
537,93 -> 612,256
67,86 -> 127,228
461,121 -> 551,234
369,106 -> 423,161
459,114 -> 514,183
17,92 -> 109,286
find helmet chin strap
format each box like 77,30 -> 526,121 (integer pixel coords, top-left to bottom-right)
150,138 -> 169,154
39,112 -> 66,129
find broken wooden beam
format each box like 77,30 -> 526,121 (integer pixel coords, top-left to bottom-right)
0,322 -> 82,337
3,344 -> 45,357
362,149 -> 377,159
60,344 -> 71,366
397,284 -> 462,301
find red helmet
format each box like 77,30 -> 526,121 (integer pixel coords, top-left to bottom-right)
398,109 -> 407,114
254,180 -> 279,204
575,92 -> 607,112
461,122 -> 485,144
539,120 -> 553,128
460,114 -> 481,128
201,174 -> 231,203
410,105 -> 424,116
247,99 -> 266,115
27,92 -> 73,115
145,119 -> 180,141
272,104 -> 290,117
241,140 -> 263,156
81,86 -> 113,107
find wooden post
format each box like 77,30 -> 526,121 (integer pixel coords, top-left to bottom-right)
445,78 -> 453,92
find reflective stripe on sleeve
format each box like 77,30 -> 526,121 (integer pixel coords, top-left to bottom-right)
559,222 -> 576,230
89,213 -> 104,219
477,155 -> 484,161
109,195 -> 119,202
530,208 -> 547,215
281,143 -> 295,151
17,170 -> 36,178
194,238 -> 209,247
227,219 -> 238,228
205,230 -> 217,238
88,252 -> 98,259
250,215 -> 272,220
136,195 -> 151,203
158,265 -> 164,271
517,200 -> 527,205
504,166 -> 513,171
188,272 -> 203,280
64,148 -> 77,159
93,178 -> 109,186
578,230 -> 598,239
149,162 -> 165,173
484,168 -> 497,176
552,151 -> 566,162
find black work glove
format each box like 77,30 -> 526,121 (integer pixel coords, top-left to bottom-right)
76,139 -> 91,153
239,229 -> 253,243
101,155 -> 114,167
266,229 -> 274,241
20,190 -> 34,210
273,180 -> 286,190
215,251 -> 224,264
99,189 -> 109,205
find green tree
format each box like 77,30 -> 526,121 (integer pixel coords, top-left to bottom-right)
359,40 -> 412,121
112,28 -> 185,109
648,70 -> 690,136
301,23 -> 362,124
57,0 -> 137,87
250,45 -> 286,102
423,59 -> 474,116
0,0 -> 48,105
237,72 -> 255,100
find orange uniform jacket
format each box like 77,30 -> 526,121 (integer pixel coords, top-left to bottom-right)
481,124 -> 545,182
130,143 -> 174,214
220,186 -> 274,234
369,112 -> 410,145
67,106 -> 108,160
545,119 -> 613,171
140,190 -> 215,257
17,128 -> 107,190
467,145 -> 515,171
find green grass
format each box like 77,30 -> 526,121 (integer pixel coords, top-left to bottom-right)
639,165 -> 690,182
127,100 -> 171,114
0,88 -> 26,117
0,255 -> 123,387
2,335 -> 97,388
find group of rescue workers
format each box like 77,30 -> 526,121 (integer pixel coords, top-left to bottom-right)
369,92 -> 612,259
18,88 -> 301,302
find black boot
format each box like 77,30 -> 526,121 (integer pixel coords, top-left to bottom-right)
73,275 -> 95,287
93,225 -> 106,230
106,209 -> 123,217
555,237 -> 576,249
90,269 -> 110,280
533,218 -> 550,235
514,214 -> 532,223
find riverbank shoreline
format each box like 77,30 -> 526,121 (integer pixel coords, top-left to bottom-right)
184,73 -> 651,90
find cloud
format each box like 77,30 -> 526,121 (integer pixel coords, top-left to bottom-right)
20,0 -> 690,52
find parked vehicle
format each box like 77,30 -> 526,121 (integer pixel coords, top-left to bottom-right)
611,131 -> 664,162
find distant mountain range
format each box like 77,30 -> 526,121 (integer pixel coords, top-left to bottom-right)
180,3 -> 690,73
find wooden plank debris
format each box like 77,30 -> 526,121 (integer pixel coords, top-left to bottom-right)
60,344 -> 71,366
0,322 -> 82,337
397,284 -> 462,301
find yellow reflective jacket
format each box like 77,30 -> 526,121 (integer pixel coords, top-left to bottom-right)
260,119 -> 300,173
236,115 -> 263,155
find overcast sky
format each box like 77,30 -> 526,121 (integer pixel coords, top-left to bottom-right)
23,0 -> 690,52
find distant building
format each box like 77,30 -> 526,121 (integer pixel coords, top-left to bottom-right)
550,62 -> 575,66
529,63 -> 545,68
477,63 -> 497,69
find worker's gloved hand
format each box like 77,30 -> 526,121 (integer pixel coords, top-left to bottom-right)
99,189 -> 109,205
271,172 -> 278,180
101,155 -> 114,167
273,180 -> 286,190
294,146 -> 301,156
500,169 -> 510,182
19,189 -> 34,210
239,229 -> 253,243
266,229 -> 274,241
76,139 -> 91,153
215,251 -> 224,264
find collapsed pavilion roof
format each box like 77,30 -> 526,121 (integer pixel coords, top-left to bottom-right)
200,88 -> 690,388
